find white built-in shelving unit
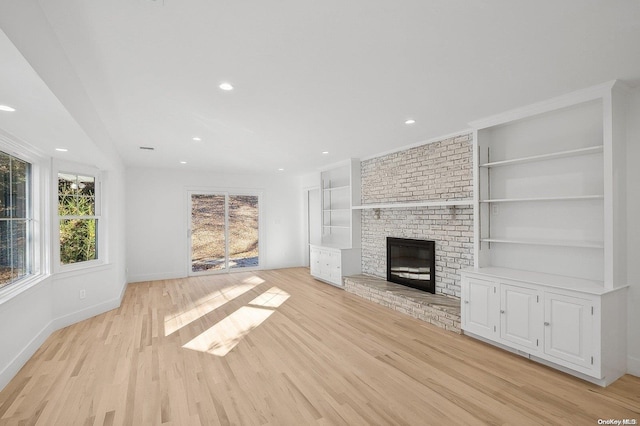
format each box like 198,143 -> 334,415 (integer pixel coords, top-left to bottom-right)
461,81 -> 629,386
310,159 -> 362,287
320,159 -> 361,248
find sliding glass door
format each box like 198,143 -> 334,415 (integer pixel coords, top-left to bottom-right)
189,191 -> 260,275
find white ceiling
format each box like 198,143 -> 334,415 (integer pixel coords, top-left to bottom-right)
1,0 -> 640,175
0,29 -> 108,167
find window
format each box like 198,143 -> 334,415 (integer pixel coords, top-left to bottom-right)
0,151 -> 31,289
189,191 -> 261,275
58,172 -> 99,265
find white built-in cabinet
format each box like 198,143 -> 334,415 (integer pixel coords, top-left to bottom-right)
309,159 -> 361,287
461,270 -> 624,381
462,81 -> 628,386
309,245 -> 361,287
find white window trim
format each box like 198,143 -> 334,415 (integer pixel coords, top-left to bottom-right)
0,131 -> 50,304
52,159 -> 105,273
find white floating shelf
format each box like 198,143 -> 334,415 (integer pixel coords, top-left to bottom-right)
322,185 -> 350,191
480,146 -> 603,168
481,238 -> 604,249
480,195 -> 604,203
322,208 -> 351,212
352,199 -> 473,210
323,225 -> 350,229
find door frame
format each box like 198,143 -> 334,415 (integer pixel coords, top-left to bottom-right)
302,186 -> 321,267
186,187 -> 264,276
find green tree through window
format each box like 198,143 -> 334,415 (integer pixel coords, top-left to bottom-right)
58,173 -> 98,264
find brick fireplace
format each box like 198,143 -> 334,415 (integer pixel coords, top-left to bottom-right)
359,133 -> 474,297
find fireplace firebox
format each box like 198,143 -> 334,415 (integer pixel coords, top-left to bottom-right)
386,237 -> 435,294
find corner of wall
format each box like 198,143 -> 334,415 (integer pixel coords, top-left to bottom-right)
627,356 -> 640,377
626,87 -> 640,377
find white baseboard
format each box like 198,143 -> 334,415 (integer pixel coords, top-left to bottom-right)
0,280 -> 128,392
628,355 -> 640,377
0,321 -> 54,391
118,278 -> 128,300
128,271 -> 185,283
50,291 -> 124,331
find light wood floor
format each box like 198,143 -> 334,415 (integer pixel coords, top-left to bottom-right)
1,268 -> 638,425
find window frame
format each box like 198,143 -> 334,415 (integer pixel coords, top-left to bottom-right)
0,132 -> 48,303
186,187 -> 264,276
53,160 -> 104,272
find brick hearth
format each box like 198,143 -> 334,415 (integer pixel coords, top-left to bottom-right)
344,274 -> 461,333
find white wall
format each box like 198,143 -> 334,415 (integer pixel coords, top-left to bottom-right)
125,167 -> 304,282
0,277 -> 52,389
0,159 -> 127,390
51,166 -> 128,326
626,87 -> 640,376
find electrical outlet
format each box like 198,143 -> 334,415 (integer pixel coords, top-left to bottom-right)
79,289 -> 86,300
491,204 -> 499,216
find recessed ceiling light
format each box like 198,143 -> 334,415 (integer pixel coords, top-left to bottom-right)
278,168 -> 284,171
0,105 -> 16,112
219,82 -> 234,91
322,151 -> 329,155
405,119 -> 416,125
180,161 -> 187,164
192,137 -> 201,141
55,148 -> 68,152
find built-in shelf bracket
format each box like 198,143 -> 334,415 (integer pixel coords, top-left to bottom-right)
449,205 -> 458,219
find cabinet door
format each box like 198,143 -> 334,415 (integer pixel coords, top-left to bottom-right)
319,250 -> 332,279
544,293 -> 593,369
500,284 -> 542,352
328,250 -> 342,285
310,247 -> 321,277
462,277 -> 498,338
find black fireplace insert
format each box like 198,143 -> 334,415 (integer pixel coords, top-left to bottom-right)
386,237 -> 435,294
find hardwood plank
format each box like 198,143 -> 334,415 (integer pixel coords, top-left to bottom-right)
1,267 -> 638,425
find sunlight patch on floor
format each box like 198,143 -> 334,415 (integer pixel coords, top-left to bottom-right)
242,276 -> 265,286
248,286 -> 290,308
182,306 -> 274,356
182,286 -> 289,356
164,277 -> 264,336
